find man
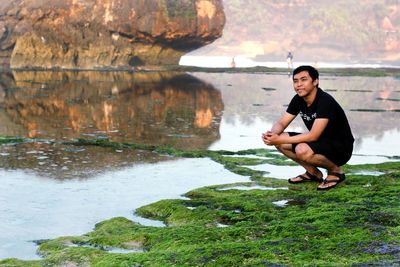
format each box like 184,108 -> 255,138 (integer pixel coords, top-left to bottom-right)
286,51 -> 294,70
262,65 -> 354,190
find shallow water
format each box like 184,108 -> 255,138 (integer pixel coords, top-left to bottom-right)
0,70 -> 399,259
0,158 -> 248,259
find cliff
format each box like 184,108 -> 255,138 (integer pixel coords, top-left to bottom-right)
0,0 -> 225,69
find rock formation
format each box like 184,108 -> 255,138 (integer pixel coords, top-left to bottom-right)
0,0 -> 225,69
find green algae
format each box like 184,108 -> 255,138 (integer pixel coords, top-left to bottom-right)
1,137 -> 400,266
350,108 -> 400,112
163,65 -> 400,77
165,0 -> 196,20
0,136 -> 25,145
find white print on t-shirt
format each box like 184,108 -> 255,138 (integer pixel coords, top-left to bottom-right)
299,111 -> 317,121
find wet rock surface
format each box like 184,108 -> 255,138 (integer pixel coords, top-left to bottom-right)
0,0 -> 225,69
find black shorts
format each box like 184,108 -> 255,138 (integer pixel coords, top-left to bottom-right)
288,132 -> 353,166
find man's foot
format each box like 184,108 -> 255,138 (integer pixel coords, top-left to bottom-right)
288,171 -> 323,184
317,172 -> 346,190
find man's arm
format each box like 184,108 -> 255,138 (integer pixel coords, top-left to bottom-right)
264,117 -> 329,145
262,112 -> 295,144
269,112 -> 296,135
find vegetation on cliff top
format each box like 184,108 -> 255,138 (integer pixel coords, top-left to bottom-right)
215,0 -> 400,62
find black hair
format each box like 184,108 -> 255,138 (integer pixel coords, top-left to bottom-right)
292,65 -> 319,81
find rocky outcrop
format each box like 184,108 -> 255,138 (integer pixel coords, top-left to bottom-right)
0,0 -> 225,69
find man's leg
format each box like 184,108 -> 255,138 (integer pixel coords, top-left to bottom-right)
292,143 -> 344,189
273,132 -> 344,185
274,135 -> 323,182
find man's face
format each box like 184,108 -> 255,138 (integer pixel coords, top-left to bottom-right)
293,71 -> 318,97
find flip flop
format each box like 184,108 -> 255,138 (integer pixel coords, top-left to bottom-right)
288,171 -> 323,184
317,172 -> 346,191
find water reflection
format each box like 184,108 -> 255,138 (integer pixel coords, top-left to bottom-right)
0,71 -> 223,149
2,71 -> 399,156
0,71 -> 226,178
0,71 -> 399,177
189,72 -> 400,156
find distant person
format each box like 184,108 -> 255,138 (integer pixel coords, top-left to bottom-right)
286,51 -> 294,70
230,57 -> 236,68
262,65 -> 354,190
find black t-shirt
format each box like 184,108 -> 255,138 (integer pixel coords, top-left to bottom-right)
286,88 -> 354,146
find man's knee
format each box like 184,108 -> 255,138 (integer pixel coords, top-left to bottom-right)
274,144 -> 283,152
275,143 -> 291,153
295,143 -> 313,161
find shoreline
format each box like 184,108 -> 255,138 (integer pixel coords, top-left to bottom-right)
1,64 -> 400,77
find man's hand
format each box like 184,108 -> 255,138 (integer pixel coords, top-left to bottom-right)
262,131 -> 279,146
